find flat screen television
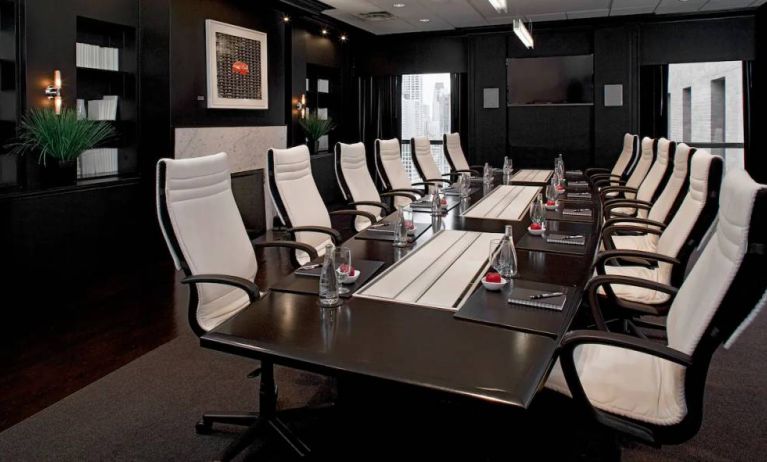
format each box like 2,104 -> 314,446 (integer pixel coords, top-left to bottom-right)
507,54 -> 594,105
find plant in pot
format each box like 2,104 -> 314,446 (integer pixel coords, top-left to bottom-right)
298,112 -> 335,155
6,108 -> 115,186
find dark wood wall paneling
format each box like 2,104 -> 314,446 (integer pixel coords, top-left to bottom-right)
355,13 -> 758,171
750,6 -> 766,183
1,0 -> 146,299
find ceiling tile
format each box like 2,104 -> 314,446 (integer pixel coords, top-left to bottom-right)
566,8 -> 610,19
654,0 -> 708,14
700,0 -> 756,11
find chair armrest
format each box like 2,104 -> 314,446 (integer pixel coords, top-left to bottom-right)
603,217 -> 667,231
387,188 -> 425,197
585,274 -> 679,330
424,178 -> 453,185
593,178 -> 627,188
452,169 -> 481,176
380,191 -> 420,202
181,274 -> 260,303
329,209 -> 379,225
348,201 -> 391,215
600,186 -> 637,196
252,240 -> 319,263
594,249 -> 680,272
603,199 -> 653,210
589,173 -> 621,182
285,226 -> 342,245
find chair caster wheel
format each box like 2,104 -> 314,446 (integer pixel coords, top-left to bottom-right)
196,420 -> 213,435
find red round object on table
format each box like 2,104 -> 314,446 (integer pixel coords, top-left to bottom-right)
485,272 -> 502,283
530,222 -> 542,230
546,200 -> 556,206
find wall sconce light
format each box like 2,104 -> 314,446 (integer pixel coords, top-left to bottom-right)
45,70 -> 62,114
296,93 -> 306,118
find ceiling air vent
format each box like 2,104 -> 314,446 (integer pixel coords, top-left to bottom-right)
357,11 -> 396,21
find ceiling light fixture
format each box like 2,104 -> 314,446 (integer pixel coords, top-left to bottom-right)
283,15 -> 290,23
322,28 -> 328,35
513,18 -> 534,49
393,3 -> 406,7
340,34 -> 348,41
419,18 -> 430,23
488,0 -> 508,14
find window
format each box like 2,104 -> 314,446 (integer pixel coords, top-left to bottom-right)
400,73 -> 451,182
668,61 -> 744,171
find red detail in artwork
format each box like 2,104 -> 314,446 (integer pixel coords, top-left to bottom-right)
232,61 -> 250,75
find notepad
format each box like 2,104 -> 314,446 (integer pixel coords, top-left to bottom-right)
562,208 -> 592,217
545,233 -> 586,246
568,181 -> 589,188
508,286 -> 567,311
294,266 -> 322,278
567,192 -> 591,199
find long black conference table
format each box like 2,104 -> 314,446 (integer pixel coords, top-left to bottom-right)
201,174 -> 600,409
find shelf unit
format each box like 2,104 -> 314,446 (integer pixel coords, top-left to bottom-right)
0,0 -> 18,188
75,16 -> 138,180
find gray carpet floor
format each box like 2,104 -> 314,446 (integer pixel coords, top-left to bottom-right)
0,308 -> 765,461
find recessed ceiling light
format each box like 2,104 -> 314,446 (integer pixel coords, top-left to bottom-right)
340,34 -> 348,41
393,3 -> 406,7
322,28 -> 328,35
419,18 -> 430,23
488,0 -> 508,13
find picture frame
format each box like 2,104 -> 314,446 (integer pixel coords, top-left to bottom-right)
205,19 -> 268,110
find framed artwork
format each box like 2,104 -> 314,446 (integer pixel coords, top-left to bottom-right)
205,20 -> 268,109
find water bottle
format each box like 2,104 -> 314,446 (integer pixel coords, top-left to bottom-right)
319,244 -> 339,307
501,225 -> 518,278
483,162 -> 492,184
431,184 -> 442,216
503,156 -> 513,184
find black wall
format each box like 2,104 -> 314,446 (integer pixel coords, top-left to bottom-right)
355,12 -> 758,171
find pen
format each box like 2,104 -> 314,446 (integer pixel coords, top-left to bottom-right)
298,263 -> 321,270
529,291 -> 564,300
561,234 -> 583,240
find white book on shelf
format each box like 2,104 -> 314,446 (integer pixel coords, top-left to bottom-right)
88,100 -> 102,120
102,95 -> 118,120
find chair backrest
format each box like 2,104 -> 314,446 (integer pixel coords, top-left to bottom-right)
635,138 -> 674,204
609,133 -> 639,186
443,132 -> 471,172
268,145 -> 332,252
623,137 -> 656,198
655,151 -> 722,284
156,153 -> 255,335
335,142 -> 382,230
657,168 -> 766,439
375,138 -> 411,190
646,143 -> 693,223
411,136 -> 442,183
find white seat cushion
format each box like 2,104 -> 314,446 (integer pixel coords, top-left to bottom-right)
546,344 -> 686,425
597,263 -> 673,305
610,233 -> 659,253
377,138 -> 415,208
337,142 -> 384,231
444,133 -> 471,172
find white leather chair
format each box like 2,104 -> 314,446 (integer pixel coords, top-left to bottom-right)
595,136 -> 656,200
602,138 -> 675,217
268,145 -> 378,264
410,136 -> 453,189
593,152 -> 723,316
334,142 -> 419,231
604,142 -> 695,225
156,152 -> 319,457
443,132 -> 482,177
547,167 -> 767,445
375,138 -> 429,207
587,133 -> 639,187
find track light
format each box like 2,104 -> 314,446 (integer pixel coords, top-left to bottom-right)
513,19 -> 534,49
488,0 -> 507,14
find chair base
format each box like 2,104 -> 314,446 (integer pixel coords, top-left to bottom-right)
198,409 -> 315,461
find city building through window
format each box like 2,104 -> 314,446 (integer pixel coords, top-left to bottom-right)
401,73 -> 451,182
667,61 -> 744,170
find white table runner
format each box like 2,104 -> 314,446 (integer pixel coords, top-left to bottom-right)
512,169 -> 552,184
354,230 -> 503,311
461,185 -> 540,221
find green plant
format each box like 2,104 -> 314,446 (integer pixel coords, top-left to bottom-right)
6,108 -> 115,165
298,112 -> 335,145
